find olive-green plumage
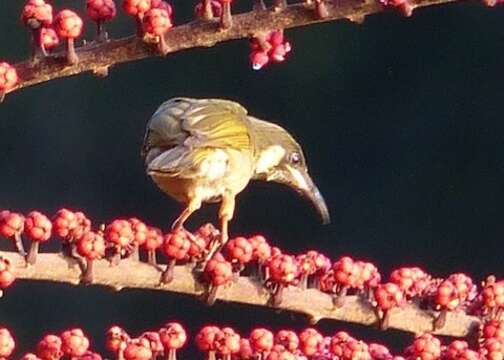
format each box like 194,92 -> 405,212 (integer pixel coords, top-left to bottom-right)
142,97 -> 329,264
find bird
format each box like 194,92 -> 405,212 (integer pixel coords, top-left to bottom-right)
141,97 -> 330,267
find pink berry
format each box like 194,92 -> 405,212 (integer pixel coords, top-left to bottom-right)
268,254 -> 298,284
105,219 -> 134,248
195,326 -> 222,352
77,231 -> 106,260
250,51 -> 270,70
374,283 -> 404,311
0,328 -> 15,358
105,326 -> 130,355
21,0 -> 53,29
142,8 -> 172,36
129,218 -> 148,247
225,236 -> 253,264
25,211 -> 52,242
275,330 -> 299,352
86,0 -> 117,22
123,338 -> 152,360
404,334 -> 442,360
0,211 -> 24,238
162,230 -> 191,260
299,328 -> 324,356
159,322 -> 187,350
205,255 -> 233,286
151,0 -> 173,15
123,0 -> 152,16
0,257 -> 15,289
54,10 -> 84,39
214,327 -> 241,356
0,63 -> 19,93
61,328 -> 90,357
52,208 -> 78,240
37,334 -> 63,360
250,328 -> 274,354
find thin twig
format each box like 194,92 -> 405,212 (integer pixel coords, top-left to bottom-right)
9,0 -> 461,95
0,250 -> 484,338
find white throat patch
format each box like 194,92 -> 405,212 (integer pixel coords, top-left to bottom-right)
255,145 -> 286,174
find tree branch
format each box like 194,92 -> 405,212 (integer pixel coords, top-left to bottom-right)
10,0 -> 461,94
0,250 -> 484,338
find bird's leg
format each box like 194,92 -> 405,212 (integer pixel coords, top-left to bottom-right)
195,194 -> 235,272
171,199 -> 202,244
205,194 -> 235,262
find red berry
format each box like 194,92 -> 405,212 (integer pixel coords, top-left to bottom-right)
70,212 -> 92,240
20,353 -> 42,360
0,328 -> 15,358
374,283 -> 404,311
86,0 -> 117,22
75,351 -> 103,360
0,211 -> 24,238
162,230 -> 191,260
0,63 -> 19,93
205,255 -> 233,286
159,322 -> 187,350
123,338 -> 153,360
214,327 -> 240,355
0,257 -> 15,289
143,226 -> 163,251
481,338 -> 504,360
443,340 -> 479,360
250,51 -> 269,70
37,334 -> 63,360
139,332 -> 163,356
482,320 -> 504,341
357,261 -> 381,289
369,343 -> 393,360
105,326 -> 129,354
151,0 -> 173,15
54,10 -> 84,39
250,328 -> 274,354
332,256 -> 364,289
128,218 -> 148,247
105,219 -> 134,248
239,338 -> 253,359
25,211 -> 52,242
195,326 -> 222,352
275,330 -> 299,352
266,345 -> 296,360
405,334 -> 442,360
52,209 -> 78,239
249,235 -> 271,262
21,0 -> 53,29
299,328 -> 324,356
268,254 -> 298,284
340,339 -> 371,360
61,329 -> 89,357
142,8 -> 172,36
482,278 -> 504,312
123,0 -> 152,16
77,231 -> 106,260
330,332 -> 356,358
225,237 -> 253,264
390,267 -> 431,298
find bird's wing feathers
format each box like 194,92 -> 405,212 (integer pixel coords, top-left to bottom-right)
146,98 -> 251,178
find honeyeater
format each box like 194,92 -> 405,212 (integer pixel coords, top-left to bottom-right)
141,97 -> 329,266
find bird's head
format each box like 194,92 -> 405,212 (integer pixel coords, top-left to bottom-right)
249,116 -> 330,224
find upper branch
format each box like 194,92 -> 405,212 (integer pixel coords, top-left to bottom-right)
12,0 -> 459,94
0,250 -> 483,338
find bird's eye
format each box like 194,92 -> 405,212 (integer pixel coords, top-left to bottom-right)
289,152 -> 301,165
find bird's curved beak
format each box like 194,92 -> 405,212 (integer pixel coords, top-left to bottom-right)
284,166 -> 331,224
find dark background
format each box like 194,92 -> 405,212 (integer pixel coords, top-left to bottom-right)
0,0 -> 503,357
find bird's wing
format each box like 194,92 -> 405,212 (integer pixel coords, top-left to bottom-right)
146,98 -> 252,178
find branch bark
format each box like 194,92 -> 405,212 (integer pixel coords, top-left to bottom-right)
0,250 -> 484,338
10,0 -> 461,94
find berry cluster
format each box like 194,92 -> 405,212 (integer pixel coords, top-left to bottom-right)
3,320 -> 504,359
1,208 -> 503,331
21,0 -> 83,64
250,30 -> 292,70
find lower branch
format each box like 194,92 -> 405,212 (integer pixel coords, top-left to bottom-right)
0,250 -> 483,338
